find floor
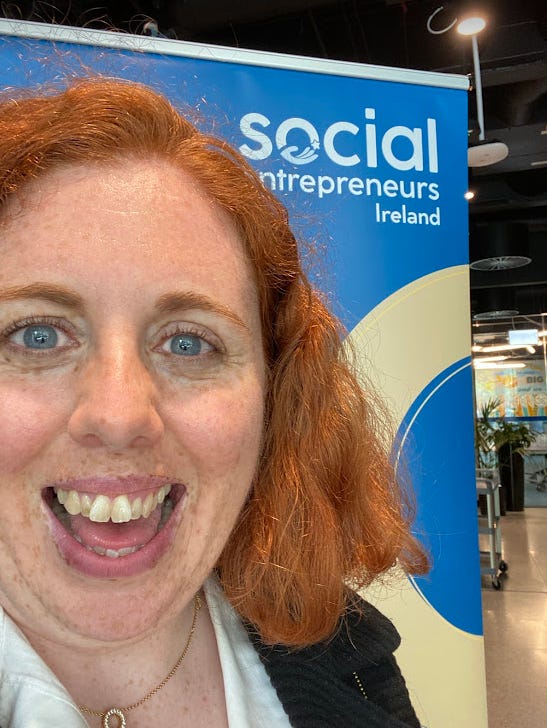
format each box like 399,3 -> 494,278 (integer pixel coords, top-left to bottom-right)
481,508 -> 547,728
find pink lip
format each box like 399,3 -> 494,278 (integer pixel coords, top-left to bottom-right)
49,475 -> 174,497
43,478 -> 187,579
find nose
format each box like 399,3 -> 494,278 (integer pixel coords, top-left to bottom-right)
67,336 -> 164,450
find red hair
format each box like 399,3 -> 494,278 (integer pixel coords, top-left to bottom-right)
0,79 -> 428,645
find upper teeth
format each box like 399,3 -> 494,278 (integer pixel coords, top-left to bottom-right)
54,485 -> 172,523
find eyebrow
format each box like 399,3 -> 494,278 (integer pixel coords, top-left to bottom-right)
155,291 -> 249,331
0,283 -> 85,313
0,283 -> 249,330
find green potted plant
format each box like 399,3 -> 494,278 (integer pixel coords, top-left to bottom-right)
475,398 -> 504,513
475,398 -> 500,470
492,419 -> 537,511
474,397 -> 537,511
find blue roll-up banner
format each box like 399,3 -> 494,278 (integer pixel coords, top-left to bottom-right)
0,19 -> 485,727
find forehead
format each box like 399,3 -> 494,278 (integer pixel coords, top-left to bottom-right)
0,159 -> 258,311
4,158 -> 235,245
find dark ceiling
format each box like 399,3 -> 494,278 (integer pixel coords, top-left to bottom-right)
2,0 -> 547,347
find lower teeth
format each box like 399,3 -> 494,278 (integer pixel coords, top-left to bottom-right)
72,536 -> 142,558
99,546 -> 141,558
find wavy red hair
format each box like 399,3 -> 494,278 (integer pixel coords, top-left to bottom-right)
0,78 -> 428,645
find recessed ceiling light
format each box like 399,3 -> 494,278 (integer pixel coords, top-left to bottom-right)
470,256 -> 531,271
473,309 -> 519,321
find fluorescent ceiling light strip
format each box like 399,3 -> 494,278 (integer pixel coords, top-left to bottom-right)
472,355 -> 509,363
474,343 -> 538,353
474,361 -> 526,369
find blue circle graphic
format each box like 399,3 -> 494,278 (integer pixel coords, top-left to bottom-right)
395,357 -> 483,636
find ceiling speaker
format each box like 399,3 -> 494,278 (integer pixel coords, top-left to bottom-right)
468,141 -> 509,167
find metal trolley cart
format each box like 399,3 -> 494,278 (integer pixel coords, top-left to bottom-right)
477,473 -> 507,589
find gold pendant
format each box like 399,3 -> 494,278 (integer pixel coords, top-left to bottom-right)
102,707 -> 127,728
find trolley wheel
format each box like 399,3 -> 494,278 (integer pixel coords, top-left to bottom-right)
492,577 -> 502,590
499,560 -> 508,573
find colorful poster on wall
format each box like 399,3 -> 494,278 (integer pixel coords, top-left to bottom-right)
476,360 -> 547,418
0,19 -> 482,727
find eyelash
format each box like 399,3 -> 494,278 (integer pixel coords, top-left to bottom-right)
155,323 -> 221,358
0,316 -> 77,357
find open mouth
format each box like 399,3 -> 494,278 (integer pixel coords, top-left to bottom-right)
43,479 -> 186,577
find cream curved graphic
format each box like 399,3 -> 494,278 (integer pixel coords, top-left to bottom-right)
347,266 -> 488,728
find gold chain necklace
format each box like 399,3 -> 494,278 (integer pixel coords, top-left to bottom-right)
79,594 -> 201,728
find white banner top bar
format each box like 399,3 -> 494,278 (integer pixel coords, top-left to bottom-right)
0,17 -> 469,91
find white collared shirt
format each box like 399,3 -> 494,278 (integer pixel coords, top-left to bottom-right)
0,579 -> 290,727
203,578 -> 290,727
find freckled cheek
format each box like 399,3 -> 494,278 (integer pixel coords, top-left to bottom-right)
0,383 -> 71,476
163,385 -> 265,478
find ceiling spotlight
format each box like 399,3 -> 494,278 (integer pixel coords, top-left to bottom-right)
426,5 -> 508,167
458,8 -> 511,168
465,190 -> 475,200
457,15 -> 487,36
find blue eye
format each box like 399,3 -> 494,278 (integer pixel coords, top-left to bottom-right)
170,333 -> 206,356
158,327 -> 217,361
22,325 -> 59,349
4,320 -> 73,353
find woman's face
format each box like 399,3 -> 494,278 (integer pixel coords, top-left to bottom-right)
0,159 -> 266,645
